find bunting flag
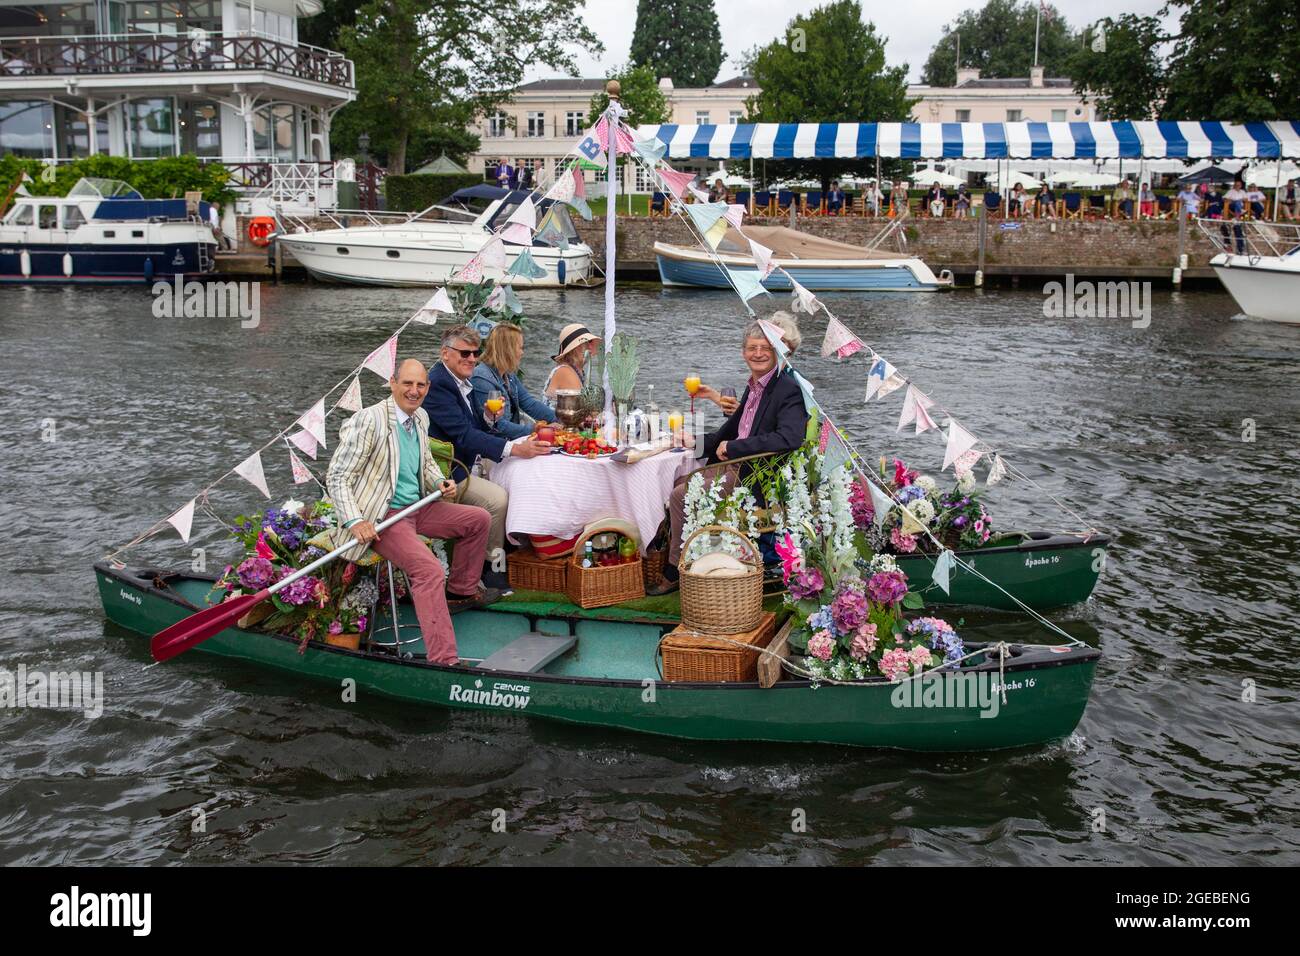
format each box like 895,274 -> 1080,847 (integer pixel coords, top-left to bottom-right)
915,401 -> 938,435
506,248 -> 548,280
868,481 -> 894,528
837,339 -> 863,359
501,284 -> 524,315
749,238 -> 776,279
592,115 -> 635,154
954,449 -> 983,473
725,266 -> 769,305
288,429 -> 318,459
567,196 -> 593,221
571,167 -> 586,199
687,183 -> 711,203
544,168 -> 576,204
458,254 -> 485,284
789,278 -> 820,315
820,315 -> 862,360
505,196 -> 537,230
336,376 -> 363,413
876,373 -> 907,400
362,334 -> 398,380
823,429 -> 851,474
289,449 -> 312,485
500,222 -> 534,246
756,319 -> 790,359
658,168 -> 697,201
943,420 -> 980,470
480,237 -> 508,269
485,284 -> 505,310
791,369 -> 816,413
166,499 -> 195,543
684,200 -> 727,233
986,453 -> 1009,486
416,287 -> 453,323
865,355 -> 897,400
724,204 -> 746,228
633,135 -> 667,164
897,385 -> 934,431
234,451 -> 271,499
932,548 -> 955,594
535,218 -> 570,251
296,398 -> 327,447
818,418 -> 831,453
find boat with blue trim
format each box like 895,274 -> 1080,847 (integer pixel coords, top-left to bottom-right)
655,225 -> 953,292
0,178 -> 216,284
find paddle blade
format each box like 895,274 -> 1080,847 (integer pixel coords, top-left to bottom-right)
150,589 -> 270,663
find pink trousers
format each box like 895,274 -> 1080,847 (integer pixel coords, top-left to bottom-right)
371,500 -> 490,664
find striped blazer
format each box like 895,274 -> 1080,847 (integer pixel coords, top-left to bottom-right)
325,396 -> 443,562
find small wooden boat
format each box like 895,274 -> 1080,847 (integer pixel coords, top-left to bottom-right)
893,532 -> 1109,611
97,563 -> 1100,752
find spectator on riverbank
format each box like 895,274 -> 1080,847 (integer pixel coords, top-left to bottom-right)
208,201 -> 231,250
1176,184 -> 1200,218
708,178 -> 726,203
1008,183 -> 1026,218
1113,180 -> 1134,219
1139,183 -> 1155,218
1038,185 -> 1057,219
494,159 -> 513,189
1245,184 -> 1267,219
827,181 -> 846,215
954,184 -> 970,216
1224,178 -> 1248,218
865,181 -> 883,216
1280,180 -> 1299,220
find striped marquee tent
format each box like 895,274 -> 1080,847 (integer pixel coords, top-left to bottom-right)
636,120 -> 1300,160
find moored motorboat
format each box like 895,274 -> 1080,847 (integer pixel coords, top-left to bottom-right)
1199,217 -> 1300,323
96,563 -> 1100,751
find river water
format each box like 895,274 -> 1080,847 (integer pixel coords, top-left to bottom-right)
0,281 -> 1296,865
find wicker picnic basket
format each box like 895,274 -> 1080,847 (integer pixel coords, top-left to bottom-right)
659,612 -> 777,682
565,525 -> 645,609
678,524 -> 764,635
642,547 -> 666,590
507,545 -> 568,594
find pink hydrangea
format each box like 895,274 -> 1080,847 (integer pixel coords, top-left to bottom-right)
849,480 -> 875,530
831,585 -> 869,632
890,527 -> 918,553
849,623 -> 877,661
879,648 -> 912,682
789,567 -> 825,600
328,620 -> 343,635
909,645 -> 934,672
866,570 -> 908,606
807,631 -> 835,661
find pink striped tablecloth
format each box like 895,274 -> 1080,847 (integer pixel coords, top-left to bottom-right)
491,450 -> 697,552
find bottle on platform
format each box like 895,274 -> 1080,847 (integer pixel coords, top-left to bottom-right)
581,541 -> 594,569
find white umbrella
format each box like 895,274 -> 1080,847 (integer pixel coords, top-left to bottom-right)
1070,172 -> 1123,189
1044,170 -> 1083,185
911,168 -> 965,187
989,169 -> 1042,189
1244,161 -> 1300,186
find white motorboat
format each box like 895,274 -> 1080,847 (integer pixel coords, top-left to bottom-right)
1199,218 -> 1300,324
275,185 -> 600,288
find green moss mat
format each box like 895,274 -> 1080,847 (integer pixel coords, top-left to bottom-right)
491,589 -> 789,625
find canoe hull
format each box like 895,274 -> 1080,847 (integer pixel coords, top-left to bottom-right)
654,242 -> 952,292
95,564 -> 1099,751
894,533 -> 1107,611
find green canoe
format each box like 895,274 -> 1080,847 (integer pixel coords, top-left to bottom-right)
893,532 -> 1109,611
95,563 -> 1100,752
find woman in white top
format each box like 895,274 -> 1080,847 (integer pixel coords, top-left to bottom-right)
544,323 -> 600,399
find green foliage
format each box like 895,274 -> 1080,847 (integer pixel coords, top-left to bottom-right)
745,1 -> 915,190
629,0 -> 724,87
0,154 -> 235,205
606,332 -> 640,403
451,279 -> 526,327
1065,16 -> 1166,120
383,172 -> 486,211
920,0 -> 1075,87
587,63 -> 671,129
902,591 -> 925,610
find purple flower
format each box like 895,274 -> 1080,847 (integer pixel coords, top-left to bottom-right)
952,515 -> 968,529
278,574 -> 322,606
788,568 -> 825,600
328,620 -> 343,635
236,556 -> 276,590
866,570 -> 908,606
831,586 -> 869,632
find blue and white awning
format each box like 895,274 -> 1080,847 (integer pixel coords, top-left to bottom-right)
636,121 -> 1300,160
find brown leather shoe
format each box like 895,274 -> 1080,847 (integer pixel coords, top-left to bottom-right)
447,586 -> 502,612
646,578 -> 679,597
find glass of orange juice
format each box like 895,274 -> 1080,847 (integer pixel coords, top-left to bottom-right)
684,374 -> 701,413
485,389 -> 505,421
667,409 -> 685,451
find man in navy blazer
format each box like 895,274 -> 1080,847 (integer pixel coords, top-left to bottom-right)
650,321 -> 810,594
422,325 -> 551,560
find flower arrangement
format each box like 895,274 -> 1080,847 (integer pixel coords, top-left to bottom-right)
870,456 -> 995,555
680,472 -> 761,563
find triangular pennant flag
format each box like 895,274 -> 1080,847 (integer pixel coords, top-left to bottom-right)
818,418 -> 832,453
725,266 -> 769,305
499,222 -> 534,246
571,167 -> 586,199
485,284 -> 505,309
362,334 -> 398,380
986,453 -> 1008,486
288,429 -> 318,459
820,315 -> 860,359
506,247 -> 547,280
701,217 -> 728,249
943,420 -> 980,471
289,449 -> 312,485
865,356 -> 896,400
687,183 -> 710,203
790,278 -> 820,315
566,196 -> 593,221
296,398 -> 327,447
954,448 -> 983,474
505,196 -> 537,229
748,238 -> 776,279
501,284 -> 523,316
791,370 -> 816,413
633,135 -> 666,164
756,320 -> 790,359
658,168 -> 696,201
458,254 -> 484,284
336,376 -> 363,413
823,430 -> 851,474
235,452 -> 271,499
535,218 -> 570,251
837,339 -> 864,360
897,385 -> 934,431
932,549 -> 955,594
724,203 -> 746,228
876,372 -> 907,400
914,401 -> 938,435
480,237 -> 507,269
167,499 -> 195,543
544,168 -> 576,204
868,481 -> 894,529
592,115 -> 635,154
414,287 -> 453,325
685,201 -> 728,237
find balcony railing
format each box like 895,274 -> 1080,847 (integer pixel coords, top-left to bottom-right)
0,31 -> 353,88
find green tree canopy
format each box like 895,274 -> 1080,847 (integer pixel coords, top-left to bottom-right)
1065,16 -> 1166,120
338,0 -> 601,174
746,1 -> 915,189
588,63 -> 672,129
629,0 -> 724,88
921,0 -> 1074,86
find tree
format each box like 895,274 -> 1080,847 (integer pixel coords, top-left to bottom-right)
745,1 -> 916,190
1161,0 -> 1300,122
587,63 -> 671,129
629,0 -> 724,87
1065,16 -> 1166,120
338,0 -> 601,174
296,0 -> 359,49
921,0 -> 1075,86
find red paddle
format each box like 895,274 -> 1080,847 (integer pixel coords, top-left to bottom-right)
150,488 -> 445,662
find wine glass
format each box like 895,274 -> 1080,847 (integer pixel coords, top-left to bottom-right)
667,409 -> 685,452
719,385 -> 737,416
485,389 -> 505,423
684,374 -> 701,414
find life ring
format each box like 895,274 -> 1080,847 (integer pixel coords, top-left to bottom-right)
247,216 -> 276,247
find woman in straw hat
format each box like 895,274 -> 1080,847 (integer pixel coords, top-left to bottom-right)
544,322 -> 601,400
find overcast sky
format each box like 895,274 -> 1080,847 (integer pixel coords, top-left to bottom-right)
526,0 -> 1176,83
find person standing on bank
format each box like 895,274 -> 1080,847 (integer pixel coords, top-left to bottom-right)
326,358 -> 495,665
